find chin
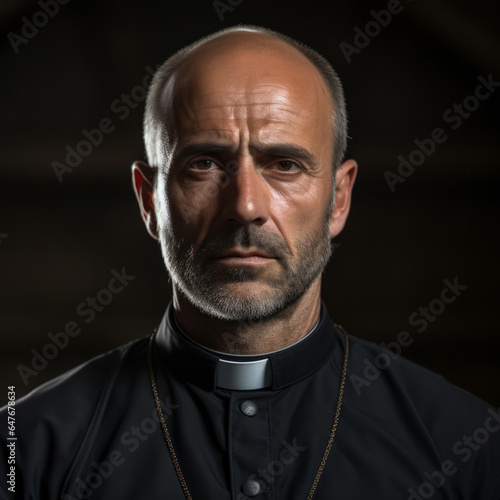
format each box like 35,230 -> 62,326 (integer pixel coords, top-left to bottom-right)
183,283 -> 299,323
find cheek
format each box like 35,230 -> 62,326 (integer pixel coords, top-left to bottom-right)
269,184 -> 328,247
164,177 -> 218,245
272,176 -> 330,217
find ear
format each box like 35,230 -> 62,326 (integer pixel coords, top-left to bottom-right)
329,159 -> 358,238
131,161 -> 159,240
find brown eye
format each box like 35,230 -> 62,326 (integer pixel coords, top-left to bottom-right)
275,160 -> 301,172
191,159 -> 218,170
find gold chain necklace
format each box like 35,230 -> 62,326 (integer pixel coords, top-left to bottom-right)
147,324 -> 349,499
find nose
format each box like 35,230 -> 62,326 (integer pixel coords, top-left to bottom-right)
221,158 -> 269,226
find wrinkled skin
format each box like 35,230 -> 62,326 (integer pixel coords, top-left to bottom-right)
133,31 -> 357,354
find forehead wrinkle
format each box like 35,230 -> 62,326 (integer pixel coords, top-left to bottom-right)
162,42 -> 333,165
189,102 -> 300,110
183,101 -> 309,123
185,110 -> 306,126
197,83 -> 304,96
180,109 -> 318,148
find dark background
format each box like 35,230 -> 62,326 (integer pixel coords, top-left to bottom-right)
1,0 -> 499,407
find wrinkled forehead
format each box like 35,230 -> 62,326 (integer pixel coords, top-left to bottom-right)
158,33 -> 333,137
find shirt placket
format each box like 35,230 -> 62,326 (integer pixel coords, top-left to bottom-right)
229,393 -> 274,500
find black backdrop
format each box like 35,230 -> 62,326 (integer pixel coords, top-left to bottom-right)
1,0 -> 499,407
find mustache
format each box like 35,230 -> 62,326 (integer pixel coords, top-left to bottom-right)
196,226 -> 290,260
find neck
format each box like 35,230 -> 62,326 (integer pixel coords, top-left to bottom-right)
172,280 -> 322,355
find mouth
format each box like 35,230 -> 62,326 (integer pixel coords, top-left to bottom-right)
213,248 -> 276,265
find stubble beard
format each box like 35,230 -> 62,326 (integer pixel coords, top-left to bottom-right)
158,209 -> 333,323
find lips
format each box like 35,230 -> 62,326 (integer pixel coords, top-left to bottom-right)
213,248 -> 275,263
217,249 -> 273,259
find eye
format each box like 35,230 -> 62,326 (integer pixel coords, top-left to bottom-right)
273,160 -> 302,172
188,159 -> 219,170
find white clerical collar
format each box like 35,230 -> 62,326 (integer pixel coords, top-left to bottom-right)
172,313 -> 319,391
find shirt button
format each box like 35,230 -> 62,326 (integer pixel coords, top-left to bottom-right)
242,479 -> 261,497
240,400 -> 258,417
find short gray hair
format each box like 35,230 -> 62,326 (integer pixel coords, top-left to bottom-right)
143,25 -> 348,175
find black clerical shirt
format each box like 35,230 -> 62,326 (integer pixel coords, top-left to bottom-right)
1,303 -> 499,500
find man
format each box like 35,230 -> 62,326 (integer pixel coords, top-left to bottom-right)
1,25 -> 499,500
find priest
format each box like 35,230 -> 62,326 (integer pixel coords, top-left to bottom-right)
1,26 -> 499,500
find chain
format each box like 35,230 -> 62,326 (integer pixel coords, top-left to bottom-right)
148,329 -> 192,499
306,324 -> 349,499
148,324 -> 349,500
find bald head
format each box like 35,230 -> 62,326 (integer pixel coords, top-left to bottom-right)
143,26 -> 347,174
133,26 -> 357,327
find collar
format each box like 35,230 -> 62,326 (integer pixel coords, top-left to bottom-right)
154,302 -> 338,392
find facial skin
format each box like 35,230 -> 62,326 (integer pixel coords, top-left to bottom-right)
133,31 -> 357,354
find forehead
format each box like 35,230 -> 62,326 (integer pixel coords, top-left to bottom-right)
160,33 -> 333,149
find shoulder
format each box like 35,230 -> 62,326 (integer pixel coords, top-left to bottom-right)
344,333 -> 500,496
0,338 -> 148,497
8,337 -> 147,420
346,332 -> 494,419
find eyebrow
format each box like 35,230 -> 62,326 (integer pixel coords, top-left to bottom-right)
173,143 -> 236,162
256,143 -> 318,169
173,142 -> 318,169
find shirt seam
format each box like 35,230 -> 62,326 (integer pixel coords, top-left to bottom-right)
479,471 -> 500,500
58,345 -> 139,498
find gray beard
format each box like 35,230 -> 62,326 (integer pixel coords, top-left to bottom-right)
158,214 -> 333,322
